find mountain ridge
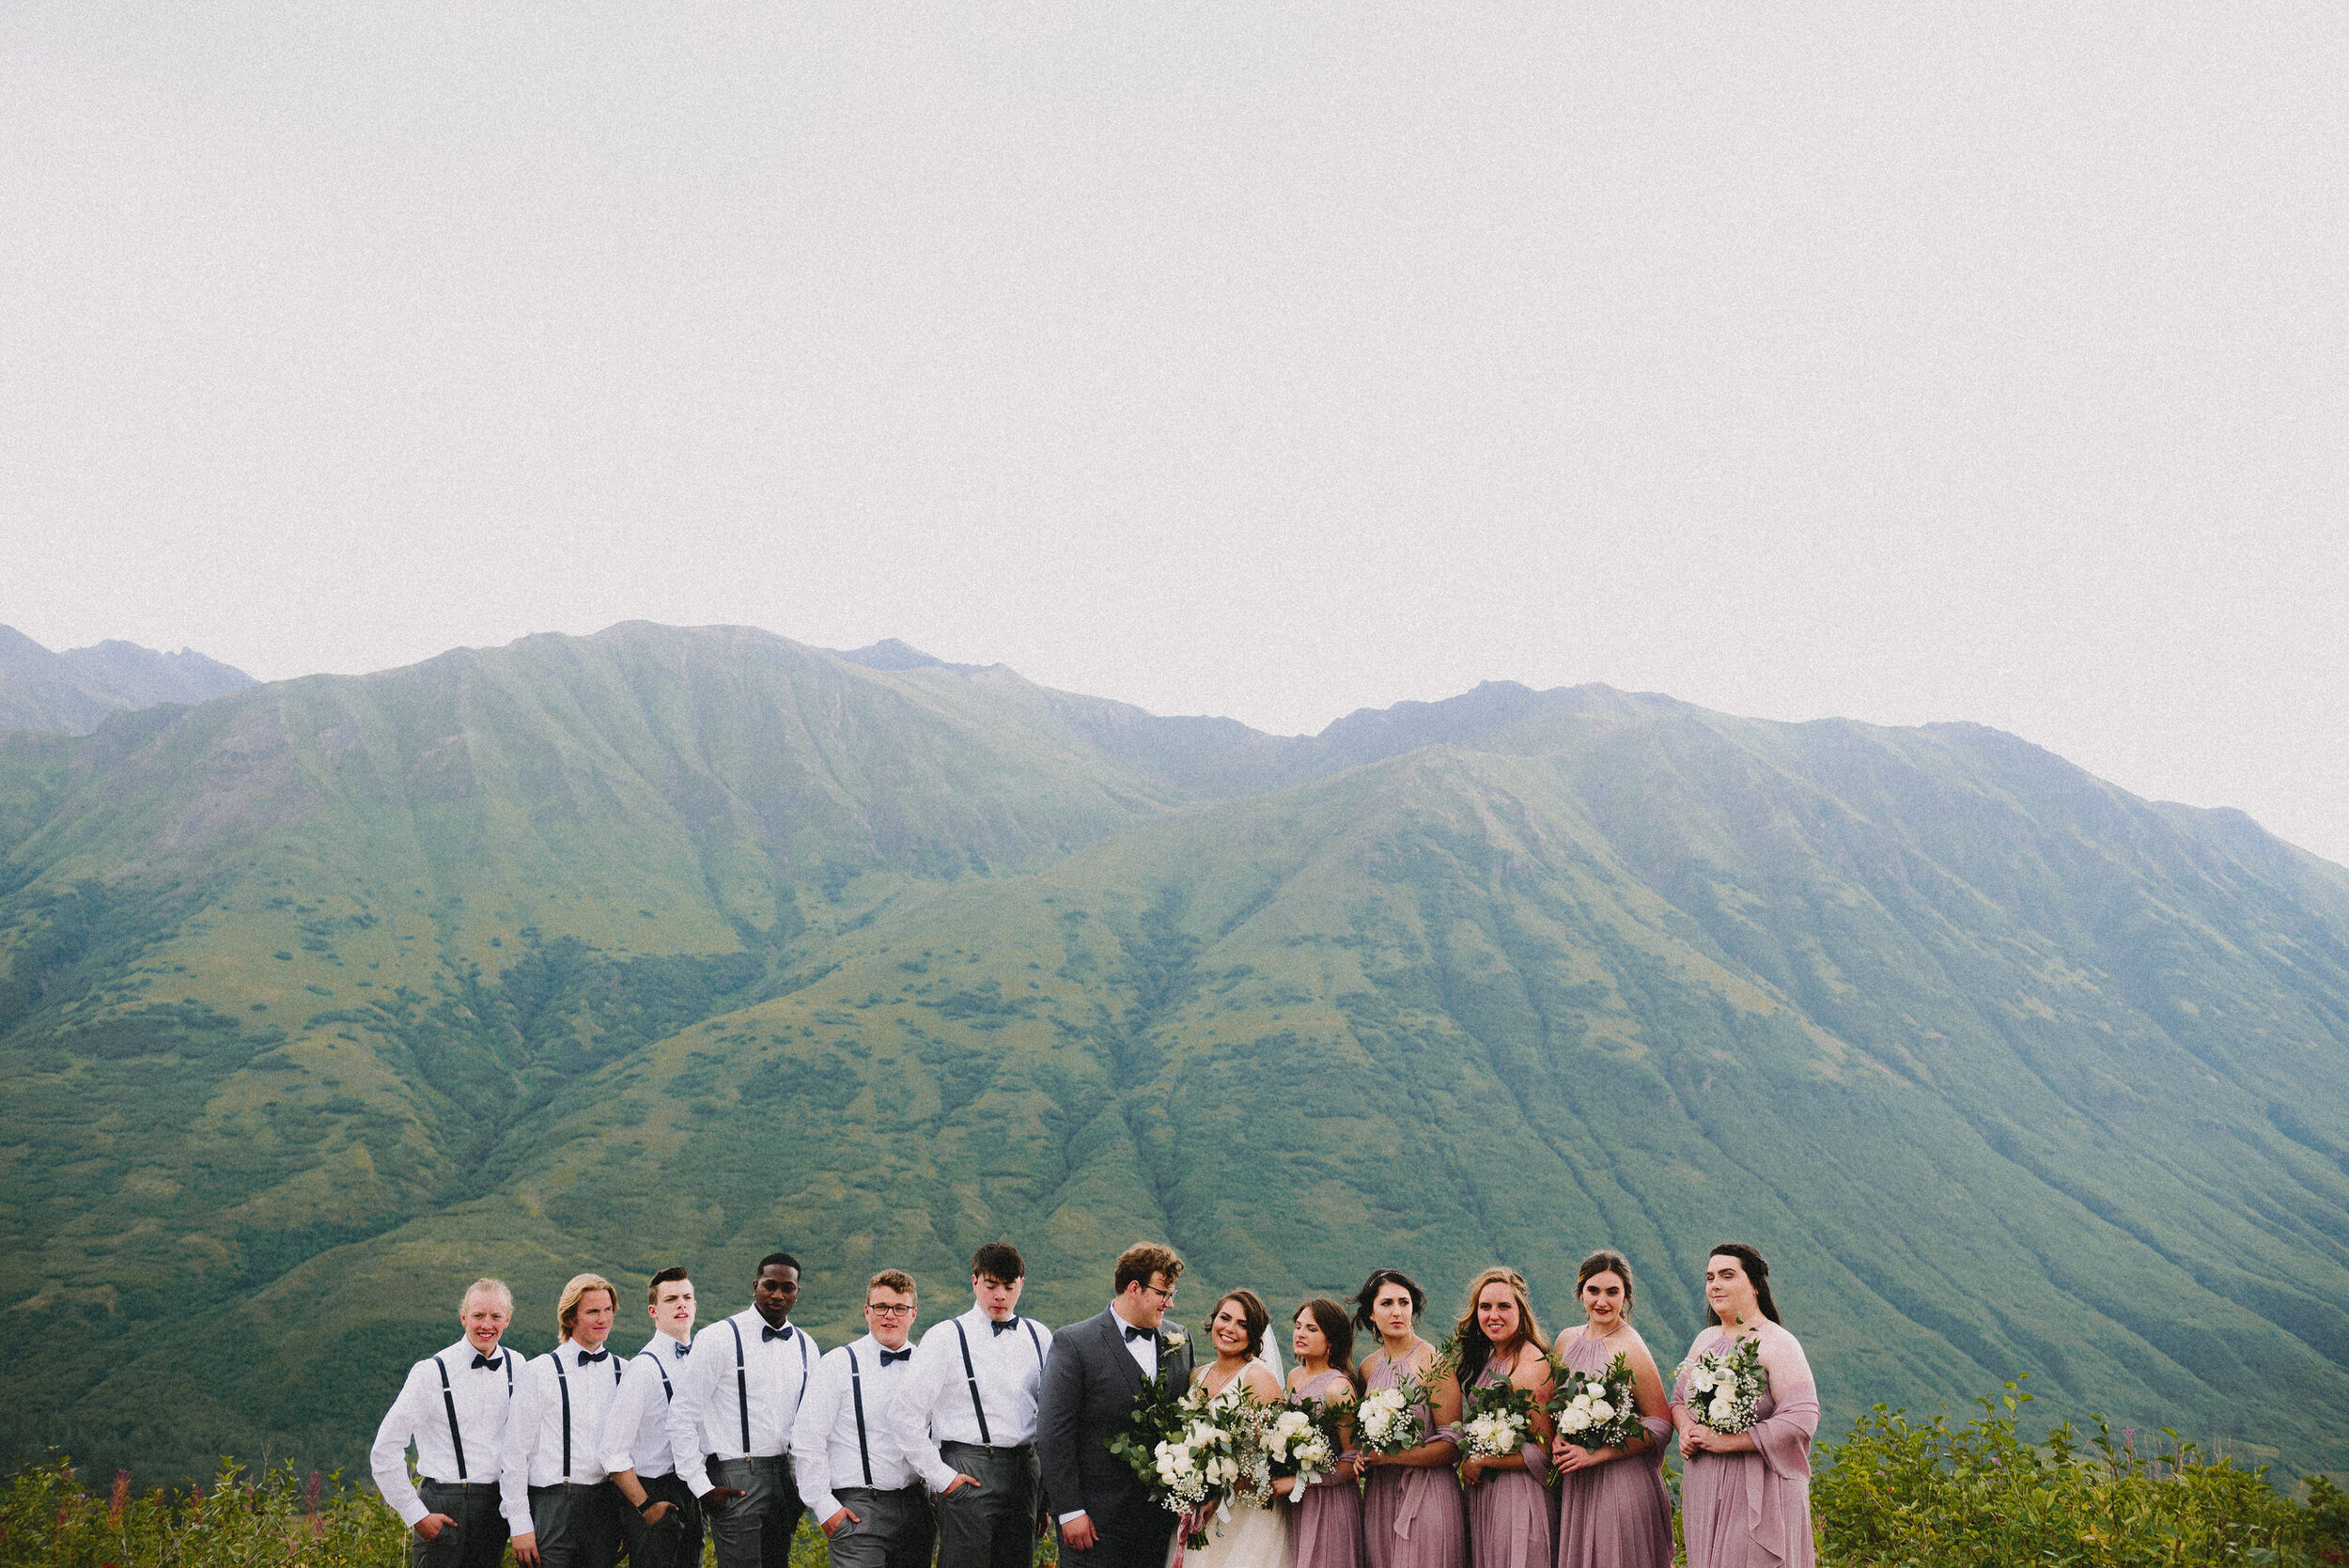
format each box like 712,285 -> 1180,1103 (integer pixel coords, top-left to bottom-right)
0,626 -> 256,736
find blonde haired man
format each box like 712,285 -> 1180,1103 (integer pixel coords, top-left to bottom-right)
501,1274 -> 627,1568
371,1279 -> 519,1568
794,1271 -> 934,1568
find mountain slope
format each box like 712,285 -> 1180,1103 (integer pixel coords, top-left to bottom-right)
0,626 -> 255,734
2,627 -> 2345,1482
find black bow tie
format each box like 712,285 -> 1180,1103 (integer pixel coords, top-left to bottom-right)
577,1348 -> 609,1365
471,1354 -> 504,1371
673,1341 -> 692,1358
879,1347 -> 912,1365
1124,1325 -> 1153,1343
990,1318 -> 1019,1337
763,1324 -> 795,1343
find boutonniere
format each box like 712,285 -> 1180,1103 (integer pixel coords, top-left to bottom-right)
1159,1324 -> 1187,1349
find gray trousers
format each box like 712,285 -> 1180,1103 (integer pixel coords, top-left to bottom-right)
620,1472 -> 704,1568
412,1481 -> 508,1568
526,1482 -> 625,1568
824,1484 -> 936,1568
936,1442 -> 1040,1568
708,1455 -> 805,1568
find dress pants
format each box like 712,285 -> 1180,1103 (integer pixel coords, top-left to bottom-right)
620,1473 -> 704,1568
936,1442 -> 1041,1568
412,1481 -> 509,1568
526,1482 -> 626,1568
824,1484 -> 936,1568
708,1455 -> 805,1568
1060,1503 -> 1175,1568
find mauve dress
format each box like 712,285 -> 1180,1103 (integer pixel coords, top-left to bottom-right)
1462,1358 -> 1551,1568
1671,1323 -> 1820,1568
1360,1353 -> 1466,1568
1551,1329 -> 1672,1568
1291,1370 -> 1364,1568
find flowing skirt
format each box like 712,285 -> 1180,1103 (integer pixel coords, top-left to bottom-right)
1681,1451 -> 1813,1568
1171,1497 -> 1294,1568
1292,1480 -> 1363,1568
1361,1467 -> 1465,1568
1553,1455 -> 1672,1568
1463,1471 -> 1548,1568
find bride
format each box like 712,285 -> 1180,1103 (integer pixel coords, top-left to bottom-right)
1169,1289 -> 1294,1568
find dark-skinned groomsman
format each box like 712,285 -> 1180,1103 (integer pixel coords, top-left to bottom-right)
500,1274 -> 628,1568
600,1267 -> 703,1568
887,1242 -> 1054,1568
670,1252 -> 819,1568
371,1279 -> 519,1568
793,1270 -> 936,1568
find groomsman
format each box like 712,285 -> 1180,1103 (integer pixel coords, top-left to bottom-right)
1036,1244 -> 1194,1568
370,1279 -> 520,1568
793,1270 -> 936,1568
670,1252 -> 818,1568
601,1267 -> 702,1568
501,1274 -> 628,1568
887,1242 -> 1053,1568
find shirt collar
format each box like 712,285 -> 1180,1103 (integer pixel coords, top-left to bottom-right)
644,1331 -> 691,1356
1108,1302 -> 1150,1340
451,1338 -> 505,1364
966,1304 -> 1018,1330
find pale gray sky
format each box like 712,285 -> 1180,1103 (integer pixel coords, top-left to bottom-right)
6,4 -> 2346,860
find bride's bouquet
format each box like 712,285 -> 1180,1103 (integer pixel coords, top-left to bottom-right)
1107,1380 -> 1253,1548
1548,1352 -> 1641,1452
1355,1368 -> 1436,1458
1676,1335 -> 1767,1435
1258,1395 -> 1343,1500
1457,1375 -> 1539,1464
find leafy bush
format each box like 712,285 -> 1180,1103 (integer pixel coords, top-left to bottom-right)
0,1459 -> 405,1568
1815,1378 -> 2349,1566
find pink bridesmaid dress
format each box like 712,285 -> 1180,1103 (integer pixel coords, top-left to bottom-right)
1461,1358 -> 1551,1568
1550,1328 -> 1672,1568
1291,1370 -> 1365,1568
1671,1322 -> 1820,1568
1359,1352 -> 1466,1568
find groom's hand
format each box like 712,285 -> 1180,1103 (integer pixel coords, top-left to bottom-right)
1060,1514 -> 1097,1551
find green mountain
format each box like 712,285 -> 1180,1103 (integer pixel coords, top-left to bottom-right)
0,626 -> 256,735
2,623 -> 2345,1483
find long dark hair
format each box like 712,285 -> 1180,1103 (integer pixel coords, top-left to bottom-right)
1352,1268 -> 1426,1334
1295,1298 -> 1358,1391
1707,1242 -> 1781,1326
1453,1266 -> 1545,1390
1211,1289 -> 1273,1360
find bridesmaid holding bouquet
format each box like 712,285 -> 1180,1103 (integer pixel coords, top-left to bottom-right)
1548,1250 -> 1672,1568
1283,1298 -> 1364,1568
1452,1268 -> 1555,1568
1352,1269 -> 1466,1568
1671,1244 -> 1820,1568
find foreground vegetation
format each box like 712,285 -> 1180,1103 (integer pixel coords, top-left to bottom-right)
7,1383 -> 2345,1568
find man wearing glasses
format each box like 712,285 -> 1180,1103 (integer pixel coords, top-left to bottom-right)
792,1271 -> 935,1568
1035,1245 -> 1193,1568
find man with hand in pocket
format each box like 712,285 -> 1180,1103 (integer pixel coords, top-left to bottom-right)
793,1271 -> 935,1568
601,1267 -> 702,1568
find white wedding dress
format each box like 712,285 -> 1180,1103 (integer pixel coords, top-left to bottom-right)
1165,1337 -> 1295,1568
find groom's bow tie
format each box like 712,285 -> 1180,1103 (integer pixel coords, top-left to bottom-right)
1123,1325 -> 1152,1343
879,1347 -> 912,1365
764,1324 -> 795,1343
990,1318 -> 1019,1337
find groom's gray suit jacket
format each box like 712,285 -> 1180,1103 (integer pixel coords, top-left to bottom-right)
1035,1307 -> 1196,1550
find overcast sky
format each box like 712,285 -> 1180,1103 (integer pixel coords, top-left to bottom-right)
5,3 -> 2346,861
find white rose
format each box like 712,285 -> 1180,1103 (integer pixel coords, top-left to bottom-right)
1589,1400 -> 1615,1422
1562,1408 -> 1590,1433
1708,1396 -> 1735,1423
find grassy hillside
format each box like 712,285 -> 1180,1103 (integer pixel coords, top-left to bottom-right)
2,626 -> 2345,1483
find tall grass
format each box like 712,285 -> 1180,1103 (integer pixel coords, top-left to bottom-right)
1813,1379 -> 2349,1566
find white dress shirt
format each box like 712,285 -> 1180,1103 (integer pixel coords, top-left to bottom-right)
370,1338 -> 518,1527
1112,1303 -> 1157,1381
792,1334 -> 922,1519
887,1306 -> 1056,1492
667,1309 -> 818,1498
600,1333 -> 694,1481
499,1340 -> 627,1530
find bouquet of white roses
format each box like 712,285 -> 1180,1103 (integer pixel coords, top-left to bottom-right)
1259,1398 -> 1341,1499
1458,1375 -> 1537,1462
1109,1379 -> 1247,1546
1677,1335 -> 1767,1435
1355,1378 -> 1426,1457
1548,1352 -> 1640,1452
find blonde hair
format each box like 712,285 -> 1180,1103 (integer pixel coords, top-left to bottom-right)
557,1273 -> 617,1338
867,1269 -> 917,1298
460,1278 -> 514,1313
1453,1266 -> 1546,1389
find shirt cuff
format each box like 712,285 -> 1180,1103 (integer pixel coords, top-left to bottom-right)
683,1467 -> 714,1498
1058,1511 -> 1088,1525
392,1497 -> 428,1529
920,1460 -> 957,1493
803,1489 -> 842,1522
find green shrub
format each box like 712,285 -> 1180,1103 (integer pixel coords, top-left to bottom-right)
1814,1377 -> 2349,1566
0,1459 -> 406,1568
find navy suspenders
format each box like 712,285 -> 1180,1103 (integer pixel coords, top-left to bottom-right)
639,1349 -> 675,1401
724,1318 -> 809,1456
550,1350 -> 623,1481
845,1346 -> 874,1486
950,1317 -> 1045,1449
430,1351 -> 513,1483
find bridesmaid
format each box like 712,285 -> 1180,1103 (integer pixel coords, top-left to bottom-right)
1452,1268 -> 1555,1568
1282,1298 -> 1363,1568
1352,1269 -> 1466,1568
1549,1250 -> 1672,1568
1671,1244 -> 1821,1568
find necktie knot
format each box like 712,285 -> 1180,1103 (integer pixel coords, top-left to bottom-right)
763,1324 -> 795,1343
990,1318 -> 1019,1337
879,1347 -> 912,1365
577,1348 -> 609,1365
471,1354 -> 504,1371
1124,1325 -> 1152,1343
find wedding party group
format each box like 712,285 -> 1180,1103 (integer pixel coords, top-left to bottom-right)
371,1239 -> 1819,1568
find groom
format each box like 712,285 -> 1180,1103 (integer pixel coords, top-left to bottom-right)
1036,1244 -> 1195,1568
